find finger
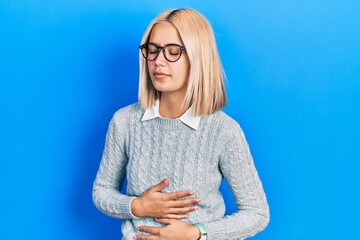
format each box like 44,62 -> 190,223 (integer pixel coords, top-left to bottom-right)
168,206 -> 198,215
169,198 -> 201,208
164,190 -> 194,200
162,213 -> 189,219
135,235 -> 158,240
149,179 -> 170,192
155,218 -> 175,224
138,226 -> 161,235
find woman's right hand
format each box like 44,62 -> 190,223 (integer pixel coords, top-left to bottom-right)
131,179 -> 200,219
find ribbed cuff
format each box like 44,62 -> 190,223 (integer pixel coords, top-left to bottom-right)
122,196 -> 140,219
203,221 -> 225,240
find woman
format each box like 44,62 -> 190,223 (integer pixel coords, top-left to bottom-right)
93,8 -> 269,240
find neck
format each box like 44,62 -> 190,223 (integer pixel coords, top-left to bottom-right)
159,93 -> 187,119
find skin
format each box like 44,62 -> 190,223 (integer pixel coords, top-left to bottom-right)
147,21 -> 191,119
132,180 -> 201,240
132,22 -> 201,240
131,179 -> 200,219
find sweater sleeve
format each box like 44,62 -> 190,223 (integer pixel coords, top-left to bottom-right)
203,122 -> 270,239
92,109 -> 138,220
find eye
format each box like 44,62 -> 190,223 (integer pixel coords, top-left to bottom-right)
148,45 -> 158,54
167,46 -> 181,56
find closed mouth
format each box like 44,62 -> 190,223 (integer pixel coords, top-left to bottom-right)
154,72 -> 170,78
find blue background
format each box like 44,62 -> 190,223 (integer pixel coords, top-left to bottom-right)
1,1 -> 359,239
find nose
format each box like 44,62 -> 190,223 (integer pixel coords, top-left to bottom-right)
154,49 -> 167,66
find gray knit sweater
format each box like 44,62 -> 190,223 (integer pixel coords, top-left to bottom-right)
92,103 -> 269,240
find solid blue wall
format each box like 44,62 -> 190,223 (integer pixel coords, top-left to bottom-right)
1,1 -> 359,239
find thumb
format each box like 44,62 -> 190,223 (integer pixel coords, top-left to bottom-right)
150,179 -> 169,192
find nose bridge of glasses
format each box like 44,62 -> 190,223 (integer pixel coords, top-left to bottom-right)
154,46 -> 167,61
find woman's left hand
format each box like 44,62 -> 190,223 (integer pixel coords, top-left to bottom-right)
135,218 -> 200,240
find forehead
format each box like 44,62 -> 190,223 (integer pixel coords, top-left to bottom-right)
148,22 -> 183,45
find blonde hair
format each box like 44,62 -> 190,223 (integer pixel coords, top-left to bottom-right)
138,8 -> 227,116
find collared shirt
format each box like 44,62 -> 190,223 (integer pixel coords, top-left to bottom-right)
141,99 -> 201,130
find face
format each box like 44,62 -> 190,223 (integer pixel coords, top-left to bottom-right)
147,22 -> 190,98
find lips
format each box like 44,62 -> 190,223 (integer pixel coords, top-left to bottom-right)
154,71 -> 170,79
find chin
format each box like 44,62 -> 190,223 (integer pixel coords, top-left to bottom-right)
152,82 -> 168,92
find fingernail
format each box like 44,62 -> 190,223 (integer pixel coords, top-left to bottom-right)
189,191 -> 194,195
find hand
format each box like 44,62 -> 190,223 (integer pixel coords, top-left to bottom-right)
131,179 -> 201,219
135,218 -> 201,240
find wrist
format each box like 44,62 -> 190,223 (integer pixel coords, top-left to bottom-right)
131,197 -> 144,217
190,225 -> 201,240
194,223 -> 207,240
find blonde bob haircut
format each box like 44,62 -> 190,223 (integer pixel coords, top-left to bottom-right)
138,8 -> 227,116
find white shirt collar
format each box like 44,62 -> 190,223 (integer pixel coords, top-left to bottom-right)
141,99 -> 201,130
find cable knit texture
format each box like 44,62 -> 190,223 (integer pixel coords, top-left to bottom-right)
92,103 -> 270,240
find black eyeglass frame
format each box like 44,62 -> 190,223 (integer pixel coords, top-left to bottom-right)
139,42 -> 186,62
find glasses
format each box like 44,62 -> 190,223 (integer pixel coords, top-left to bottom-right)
139,42 -> 186,62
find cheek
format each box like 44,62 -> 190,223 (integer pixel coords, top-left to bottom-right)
172,68 -> 187,84
147,61 -> 155,72
181,57 -> 191,79
173,61 -> 190,81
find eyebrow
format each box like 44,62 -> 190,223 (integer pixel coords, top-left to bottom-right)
148,41 -> 183,46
